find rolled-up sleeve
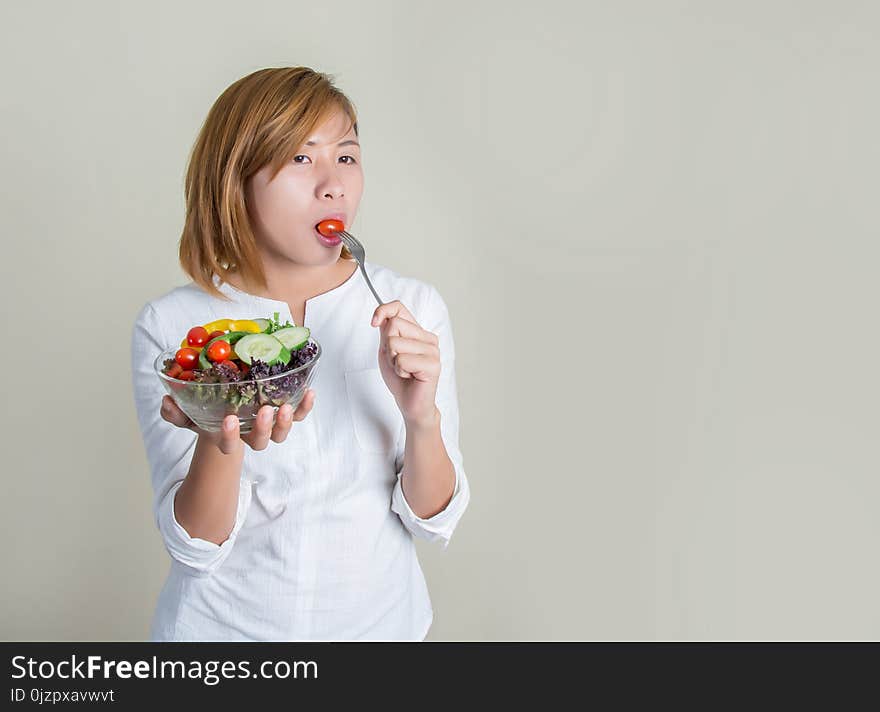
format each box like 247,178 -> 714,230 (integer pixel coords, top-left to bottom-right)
130,303 -> 252,576
391,284 -> 471,549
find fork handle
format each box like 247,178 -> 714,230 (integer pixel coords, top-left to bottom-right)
357,259 -> 384,306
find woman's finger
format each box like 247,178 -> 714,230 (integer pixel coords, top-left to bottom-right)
394,352 -> 440,381
387,335 -> 439,358
372,300 -> 418,327
270,403 -> 295,443
291,389 -> 316,422
216,414 -> 242,454
379,317 -> 437,364
382,315 -> 431,341
161,395 -> 196,430
243,405 -> 276,451
269,389 -> 316,442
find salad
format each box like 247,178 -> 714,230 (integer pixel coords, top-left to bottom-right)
160,311 -> 319,412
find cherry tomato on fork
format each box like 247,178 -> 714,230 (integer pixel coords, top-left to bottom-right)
316,219 -> 345,237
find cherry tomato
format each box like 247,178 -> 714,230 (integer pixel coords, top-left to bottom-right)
206,339 -> 232,362
179,337 -> 203,352
240,363 -> 250,376
166,362 -> 183,379
178,370 -> 196,381
316,219 -> 345,237
175,347 -> 200,370
221,360 -> 239,372
186,326 -> 209,347
207,330 -> 226,341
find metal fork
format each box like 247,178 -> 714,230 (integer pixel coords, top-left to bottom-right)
336,229 -> 384,306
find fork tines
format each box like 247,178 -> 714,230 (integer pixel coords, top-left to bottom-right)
339,229 -> 358,246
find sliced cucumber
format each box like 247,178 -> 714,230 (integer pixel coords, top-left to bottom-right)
198,331 -> 251,370
271,326 -> 310,351
252,318 -> 272,333
234,333 -> 292,366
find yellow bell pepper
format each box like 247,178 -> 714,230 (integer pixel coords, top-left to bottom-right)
202,318 -> 234,333
202,318 -> 262,334
227,319 -> 262,333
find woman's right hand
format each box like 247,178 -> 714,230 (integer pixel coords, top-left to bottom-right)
160,391 -> 316,454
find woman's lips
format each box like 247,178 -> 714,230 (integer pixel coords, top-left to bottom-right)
314,226 -> 342,246
314,218 -> 344,247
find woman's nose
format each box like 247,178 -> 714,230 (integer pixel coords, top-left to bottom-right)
316,172 -> 345,199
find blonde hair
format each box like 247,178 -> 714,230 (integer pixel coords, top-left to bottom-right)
179,67 -> 359,301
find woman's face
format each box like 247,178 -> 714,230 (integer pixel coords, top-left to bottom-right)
245,109 -> 363,267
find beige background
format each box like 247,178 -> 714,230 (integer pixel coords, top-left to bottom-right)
2,1 -> 878,640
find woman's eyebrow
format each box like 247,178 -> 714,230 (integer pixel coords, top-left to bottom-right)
305,139 -> 360,147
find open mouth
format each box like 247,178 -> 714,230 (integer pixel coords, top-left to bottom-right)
314,218 -> 345,247
314,225 -> 342,245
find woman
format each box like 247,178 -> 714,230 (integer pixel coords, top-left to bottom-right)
129,67 -> 470,641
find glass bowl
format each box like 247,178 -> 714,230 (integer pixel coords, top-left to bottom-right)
154,339 -> 322,433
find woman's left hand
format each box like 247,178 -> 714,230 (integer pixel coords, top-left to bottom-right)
372,300 -> 441,428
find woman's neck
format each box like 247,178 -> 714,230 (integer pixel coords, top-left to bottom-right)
226,258 -> 357,304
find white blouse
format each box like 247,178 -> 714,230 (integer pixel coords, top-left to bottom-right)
129,261 -> 470,641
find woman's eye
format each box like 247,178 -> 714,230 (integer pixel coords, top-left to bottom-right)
292,155 -> 358,165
